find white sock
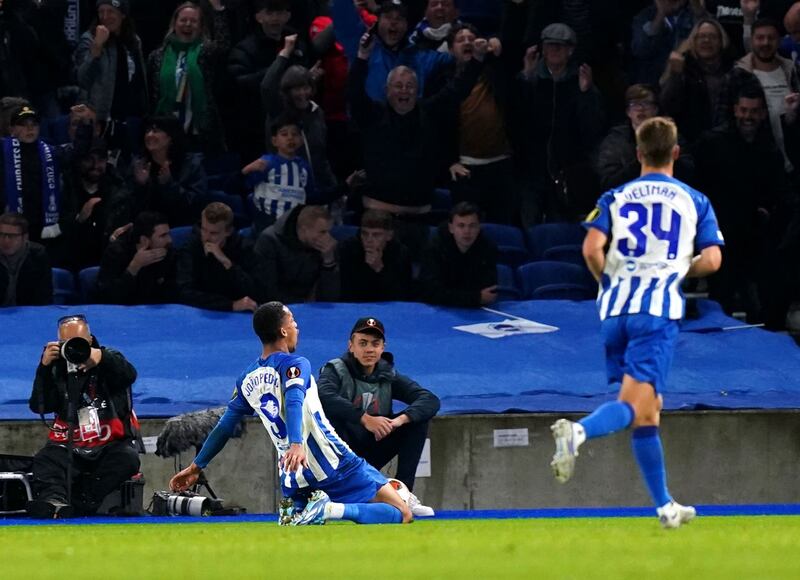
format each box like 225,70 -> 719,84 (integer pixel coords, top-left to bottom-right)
573,423 -> 587,448
324,502 -> 345,520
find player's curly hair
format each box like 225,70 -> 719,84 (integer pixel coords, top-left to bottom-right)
253,302 -> 289,344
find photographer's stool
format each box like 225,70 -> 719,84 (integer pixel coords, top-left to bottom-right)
0,472 -> 33,516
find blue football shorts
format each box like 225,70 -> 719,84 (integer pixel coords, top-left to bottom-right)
282,455 -> 388,505
601,313 -> 680,393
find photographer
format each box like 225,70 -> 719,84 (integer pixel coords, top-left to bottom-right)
27,314 -> 140,519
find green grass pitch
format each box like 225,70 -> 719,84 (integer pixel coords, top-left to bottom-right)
3,516 -> 799,579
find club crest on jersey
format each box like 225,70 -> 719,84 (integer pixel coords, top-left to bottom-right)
286,366 -> 301,379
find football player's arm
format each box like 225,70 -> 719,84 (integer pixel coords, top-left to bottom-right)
583,227 -> 608,282
687,245 -> 722,278
169,398 -> 250,491
282,359 -> 311,473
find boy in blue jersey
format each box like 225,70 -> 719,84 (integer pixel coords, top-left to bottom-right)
242,114 -> 317,235
169,301 -> 413,525
549,117 -> 724,529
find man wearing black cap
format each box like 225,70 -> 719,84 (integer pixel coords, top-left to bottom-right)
318,316 -> 440,515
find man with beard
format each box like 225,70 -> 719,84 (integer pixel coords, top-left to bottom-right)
62,138 -> 131,269
95,210 -> 176,304
732,17 -> 800,169
692,87 -> 793,323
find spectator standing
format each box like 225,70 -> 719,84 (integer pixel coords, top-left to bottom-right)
349,29 -> 486,257
0,106 -> 71,268
734,17 -> 800,170
227,0 -> 308,161
660,18 -> 734,143
516,23 -> 604,224
74,0 -> 148,154
148,0 -> 230,154
630,0 -> 707,86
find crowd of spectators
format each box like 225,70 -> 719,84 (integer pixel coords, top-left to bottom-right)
1,0 -> 800,331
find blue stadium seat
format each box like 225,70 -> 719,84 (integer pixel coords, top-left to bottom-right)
331,224 -> 358,242
170,226 -> 194,249
52,268 -> 77,305
542,244 -> 585,266
78,267 -> 100,304
202,152 -> 242,177
432,188 -> 452,211
516,261 -> 596,300
525,222 -> 585,261
40,115 -> 70,146
482,223 -> 529,266
496,264 -> 520,301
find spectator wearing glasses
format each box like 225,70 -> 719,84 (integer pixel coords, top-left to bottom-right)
0,212 -> 53,306
596,84 -> 693,191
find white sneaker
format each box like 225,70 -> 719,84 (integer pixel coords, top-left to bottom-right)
657,500 -> 696,529
408,492 -> 435,517
550,419 -> 580,483
290,490 -> 329,526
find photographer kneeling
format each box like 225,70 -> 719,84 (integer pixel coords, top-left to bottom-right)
27,314 -> 140,519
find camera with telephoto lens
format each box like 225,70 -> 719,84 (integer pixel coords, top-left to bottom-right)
58,336 -> 91,365
151,491 -> 222,516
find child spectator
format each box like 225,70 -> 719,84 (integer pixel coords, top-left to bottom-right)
242,114 -> 318,235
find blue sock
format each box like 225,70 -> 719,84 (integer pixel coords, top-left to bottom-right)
631,426 -> 672,507
579,401 -> 634,440
342,503 -> 403,524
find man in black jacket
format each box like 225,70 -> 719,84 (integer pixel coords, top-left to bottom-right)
349,27 -> 486,258
95,210 -> 176,305
254,204 -> 339,303
28,314 -> 140,518
318,317 -> 440,510
227,0 -> 308,160
420,202 -> 497,307
339,209 -> 413,302
516,23 -> 605,224
0,212 -> 52,306
692,87 -> 797,325
176,202 -> 262,312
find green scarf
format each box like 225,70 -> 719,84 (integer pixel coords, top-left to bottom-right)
157,35 -> 207,130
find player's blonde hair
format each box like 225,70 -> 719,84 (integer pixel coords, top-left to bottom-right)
635,116 -> 678,168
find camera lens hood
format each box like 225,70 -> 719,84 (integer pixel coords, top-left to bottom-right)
60,336 -> 91,365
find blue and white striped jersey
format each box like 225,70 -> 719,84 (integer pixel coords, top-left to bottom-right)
250,154 -> 315,222
584,173 -> 724,321
228,352 -> 355,490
